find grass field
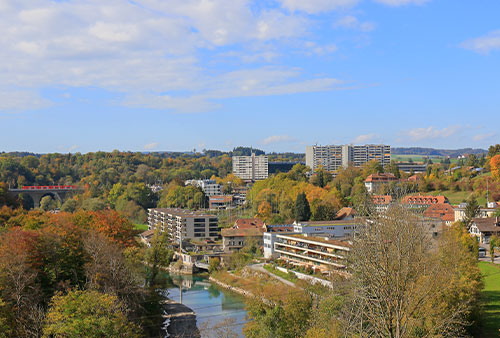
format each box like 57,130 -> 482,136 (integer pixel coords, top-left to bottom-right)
134,223 -> 148,231
427,190 -> 487,205
479,262 -> 500,337
392,154 -> 460,164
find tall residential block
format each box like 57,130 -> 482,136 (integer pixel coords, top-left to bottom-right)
232,153 -> 268,181
306,144 -> 391,172
148,208 -> 220,242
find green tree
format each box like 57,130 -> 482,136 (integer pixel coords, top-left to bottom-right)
145,228 -> 174,285
311,203 -> 337,221
81,198 -> 106,211
386,160 -> 401,179
463,196 -> 480,230
40,195 -> 59,211
490,235 -> 499,262
60,199 -> 78,213
294,192 -> 311,221
43,290 -> 141,338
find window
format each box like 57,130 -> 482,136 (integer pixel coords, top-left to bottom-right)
194,228 -> 205,233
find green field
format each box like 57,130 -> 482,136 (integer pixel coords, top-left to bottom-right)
392,154 -> 459,164
134,223 -> 149,231
479,262 -> 500,337
428,190 -> 487,205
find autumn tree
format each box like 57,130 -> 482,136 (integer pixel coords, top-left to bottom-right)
491,154 -> 500,180
344,205 -> 481,338
43,290 -> 141,338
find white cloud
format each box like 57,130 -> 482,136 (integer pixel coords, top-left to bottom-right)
0,0 -> 349,113
473,133 -> 496,142
262,135 -> 294,145
0,90 -> 51,112
353,133 -> 379,143
144,142 -> 159,150
278,0 -> 359,14
405,126 -> 461,141
460,30 -> 500,54
334,15 -> 375,32
373,0 -> 430,6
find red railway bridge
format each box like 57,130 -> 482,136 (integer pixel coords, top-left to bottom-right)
8,185 -> 82,209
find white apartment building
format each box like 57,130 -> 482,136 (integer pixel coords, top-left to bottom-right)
184,179 -> 222,196
306,144 -> 391,172
232,153 -> 268,181
148,208 -> 220,242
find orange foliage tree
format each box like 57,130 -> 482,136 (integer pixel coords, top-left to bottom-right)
491,154 -> 500,180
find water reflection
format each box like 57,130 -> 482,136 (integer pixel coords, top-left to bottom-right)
159,272 -> 248,338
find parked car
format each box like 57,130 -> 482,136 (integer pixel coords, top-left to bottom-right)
478,247 -> 486,258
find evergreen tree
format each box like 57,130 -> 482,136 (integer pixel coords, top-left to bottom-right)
294,192 -> 311,221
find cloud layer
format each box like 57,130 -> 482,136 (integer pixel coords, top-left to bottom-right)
460,30 -> 500,54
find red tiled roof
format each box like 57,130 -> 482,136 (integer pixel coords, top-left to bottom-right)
365,173 -> 397,183
423,203 -> 455,222
233,218 -> 264,229
402,195 -> 448,205
221,227 -> 264,237
372,195 -> 392,205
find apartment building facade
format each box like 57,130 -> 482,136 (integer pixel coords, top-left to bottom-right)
148,208 -> 220,242
232,153 -> 268,181
306,144 -> 391,172
184,179 -> 222,196
274,234 -> 351,270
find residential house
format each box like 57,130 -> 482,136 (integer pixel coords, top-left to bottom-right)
469,217 -> 500,244
209,195 -> 234,209
221,227 -> 264,253
423,203 -> 455,226
364,173 -> 398,193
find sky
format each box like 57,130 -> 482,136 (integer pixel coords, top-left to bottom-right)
0,0 -> 499,154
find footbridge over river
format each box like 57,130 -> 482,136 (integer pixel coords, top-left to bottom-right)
8,185 -> 82,209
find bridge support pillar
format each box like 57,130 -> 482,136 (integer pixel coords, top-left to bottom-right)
32,194 -> 42,209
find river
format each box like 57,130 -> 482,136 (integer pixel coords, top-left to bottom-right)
161,272 -> 248,337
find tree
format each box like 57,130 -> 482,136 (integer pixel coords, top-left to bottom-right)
81,198 -> 106,211
490,235 -> 499,262
40,195 -> 58,211
344,205 -> 480,338
294,192 -> 311,221
491,154 -> 500,180
386,160 -> 401,179
61,199 -> 78,213
311,203 -> 337,221
43,290 -> 141,338
463,196 -> 480,230
144,228 -> 173,285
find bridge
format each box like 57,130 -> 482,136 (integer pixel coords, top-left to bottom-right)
8,185 -> 82,209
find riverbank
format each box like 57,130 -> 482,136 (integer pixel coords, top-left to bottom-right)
164,299 -> 200,338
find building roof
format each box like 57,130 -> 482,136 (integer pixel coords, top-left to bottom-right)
365,173 -> 397,183
209,195 -> 233,203
402,195 -> 449,205
221,227 -> 264,237
265,224 -> 294,232
148,208 -> 216,218
297,220 -> 359,227
372,195 -> 392,205
280,234 -> 352,248
336,207 -> 356,219
233,218 -> 264,229
472,217 -> 500,233
140,229 -> 155,239
407,174 -> 421,182
423,203 -> 455,222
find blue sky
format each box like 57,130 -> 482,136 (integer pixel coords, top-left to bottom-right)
0,0 -> 499,153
